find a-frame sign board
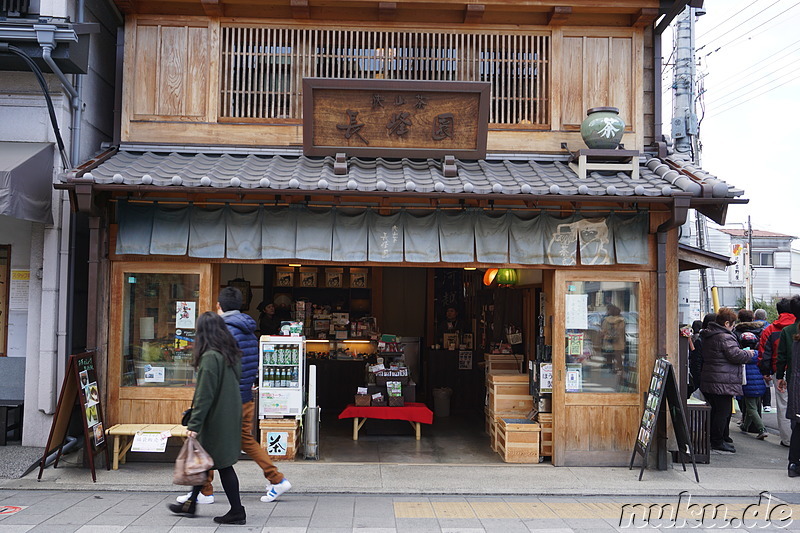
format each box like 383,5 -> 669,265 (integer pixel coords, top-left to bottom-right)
629,357 -> 699,482
38,352 -> 110,481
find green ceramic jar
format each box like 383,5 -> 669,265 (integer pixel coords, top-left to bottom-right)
580,107 -> 625,149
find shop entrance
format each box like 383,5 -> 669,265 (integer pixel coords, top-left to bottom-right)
218,264 -> 543,464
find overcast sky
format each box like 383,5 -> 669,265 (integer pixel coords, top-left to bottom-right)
663,0 -> 800,241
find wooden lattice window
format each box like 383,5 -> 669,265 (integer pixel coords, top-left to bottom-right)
220,26 -> 550,126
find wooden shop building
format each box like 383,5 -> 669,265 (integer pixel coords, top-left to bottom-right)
58,0 -> 744,466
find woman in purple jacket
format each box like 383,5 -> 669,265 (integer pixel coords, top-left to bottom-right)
699,308 -> 755,453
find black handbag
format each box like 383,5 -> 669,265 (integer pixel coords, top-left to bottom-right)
181,406 -> 192,426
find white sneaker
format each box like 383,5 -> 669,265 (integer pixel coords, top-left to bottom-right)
260,479 -> 291,502
176,492 -> 214,504
764,406 -> 772,412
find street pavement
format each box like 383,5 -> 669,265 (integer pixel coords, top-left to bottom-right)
0,397 -> 796,532
1,489 -> 800,532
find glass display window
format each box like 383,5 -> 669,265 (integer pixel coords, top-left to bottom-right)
111,263 -> 211,389
564,280 -> 639,393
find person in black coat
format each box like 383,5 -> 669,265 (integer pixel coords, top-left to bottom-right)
699,307 -> 754,453
688,313 -> 715,399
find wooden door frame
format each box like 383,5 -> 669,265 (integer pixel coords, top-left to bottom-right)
552,269 -> 654,466
108,261 -> 213,424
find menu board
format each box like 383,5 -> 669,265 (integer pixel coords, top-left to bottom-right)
629,358 -> 697,482
38,352 -> 109,482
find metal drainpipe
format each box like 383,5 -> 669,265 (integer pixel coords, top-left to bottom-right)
37,19 -> 83,401
654,194 -> 691,470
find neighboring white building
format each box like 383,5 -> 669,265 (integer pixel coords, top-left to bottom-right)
0,0 -> 120,445
686,220 -> 796,321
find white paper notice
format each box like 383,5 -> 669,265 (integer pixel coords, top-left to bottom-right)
539,363 -> 553,393
565,294 -> 588,330
131,431 -> 169,452
9,270 -> 29,310
143,365 -> 165,383
175,301 -> 196,329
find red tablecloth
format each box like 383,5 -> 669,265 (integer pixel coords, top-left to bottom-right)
338,402 -> 433,425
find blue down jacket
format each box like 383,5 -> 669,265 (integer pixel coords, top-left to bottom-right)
741,351 -> 767,398
221,310 -> 259,404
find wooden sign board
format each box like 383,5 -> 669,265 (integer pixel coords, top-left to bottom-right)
629,358 -> 698,482
303,78 -> 490,159
38,352 -> 109,481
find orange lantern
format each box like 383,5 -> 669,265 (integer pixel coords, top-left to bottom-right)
482,268 -> 499,286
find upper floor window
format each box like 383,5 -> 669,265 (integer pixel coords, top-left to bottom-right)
752,251 -> 774,267
220,26 -> 550,127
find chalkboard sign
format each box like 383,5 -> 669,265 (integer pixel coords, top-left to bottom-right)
38,352 -> 109,481
629,357 -> 698,482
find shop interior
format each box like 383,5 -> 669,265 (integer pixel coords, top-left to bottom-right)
219,263 -> 537,464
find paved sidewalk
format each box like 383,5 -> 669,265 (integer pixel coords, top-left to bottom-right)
1,489 -> 800,532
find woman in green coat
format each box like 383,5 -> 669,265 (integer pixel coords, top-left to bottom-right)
169,312 -> 245,525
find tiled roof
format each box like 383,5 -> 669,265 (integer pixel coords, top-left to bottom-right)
72,150 -> 744,199
717,229 -> 796,239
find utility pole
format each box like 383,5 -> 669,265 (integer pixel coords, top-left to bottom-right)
673,7 -> 699,324
745,216 -> 753,310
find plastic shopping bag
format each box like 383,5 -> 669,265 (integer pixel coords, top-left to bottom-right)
173,435 -> 213,486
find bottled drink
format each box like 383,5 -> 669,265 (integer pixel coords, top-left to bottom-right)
269,367 -> 276,388
281,368 -> 288,388
291,367 -> 298,388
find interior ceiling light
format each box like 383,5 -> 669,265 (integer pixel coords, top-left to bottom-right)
288,263 -> 302,267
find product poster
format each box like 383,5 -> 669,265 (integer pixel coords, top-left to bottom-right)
566,363 -> 583,392
565,294 -> 588,330
175,301 -> 196,329
85,404 -> 99,427
539,363 -> 553,393
458,350 -> 472,370
567,333 -> 584,357
143,365 -> 165,383
266,432 -> 288,456
93,423 -> 105,447
79,370 -> 89,388
85,382 -> 100,406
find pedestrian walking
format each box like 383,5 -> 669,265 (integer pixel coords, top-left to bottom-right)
759,298 -> 794,446
689,315 -> 713,399
169,311 -> 245,524
176,287 -> 291,506
737,331 -> 768,440
699,308 -> 754,453
754,309 -> 772,412
776,295 -> 800,477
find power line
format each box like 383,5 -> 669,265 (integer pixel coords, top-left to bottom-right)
708,36 -> 800,88
706,71 -> 800,118
705,62 -> 800,106
702,1 -> 800,58
696,0 -> 778,44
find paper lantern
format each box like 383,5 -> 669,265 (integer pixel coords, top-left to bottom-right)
483,268 -> 499,286
496,268 -> 518,286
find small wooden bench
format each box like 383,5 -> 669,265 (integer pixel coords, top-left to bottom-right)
106,424 -> 188,470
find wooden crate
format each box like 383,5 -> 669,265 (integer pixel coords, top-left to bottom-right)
496,418 -> 540,463
486,408 -> 530,451
259,418 -> 299,461
487,373 -> 533,413
485,353 -> 522,373
538,412 -> 553,457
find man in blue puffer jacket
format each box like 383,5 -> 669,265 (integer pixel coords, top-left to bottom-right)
177,286 -> 291,505
738,331 -> 768,441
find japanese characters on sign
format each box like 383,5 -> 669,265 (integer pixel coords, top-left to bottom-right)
304,79 -> 490,159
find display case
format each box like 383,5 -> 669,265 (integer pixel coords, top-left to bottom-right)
259,336 -> 305,418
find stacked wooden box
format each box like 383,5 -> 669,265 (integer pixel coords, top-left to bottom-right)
259,418 -> 299,460
538,412 -> 553,458
485,371 -> 534,451
485,353 -> 522,373
496,418 -> 540,463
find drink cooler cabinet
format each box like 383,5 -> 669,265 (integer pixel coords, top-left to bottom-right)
258,336 -> 305,418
